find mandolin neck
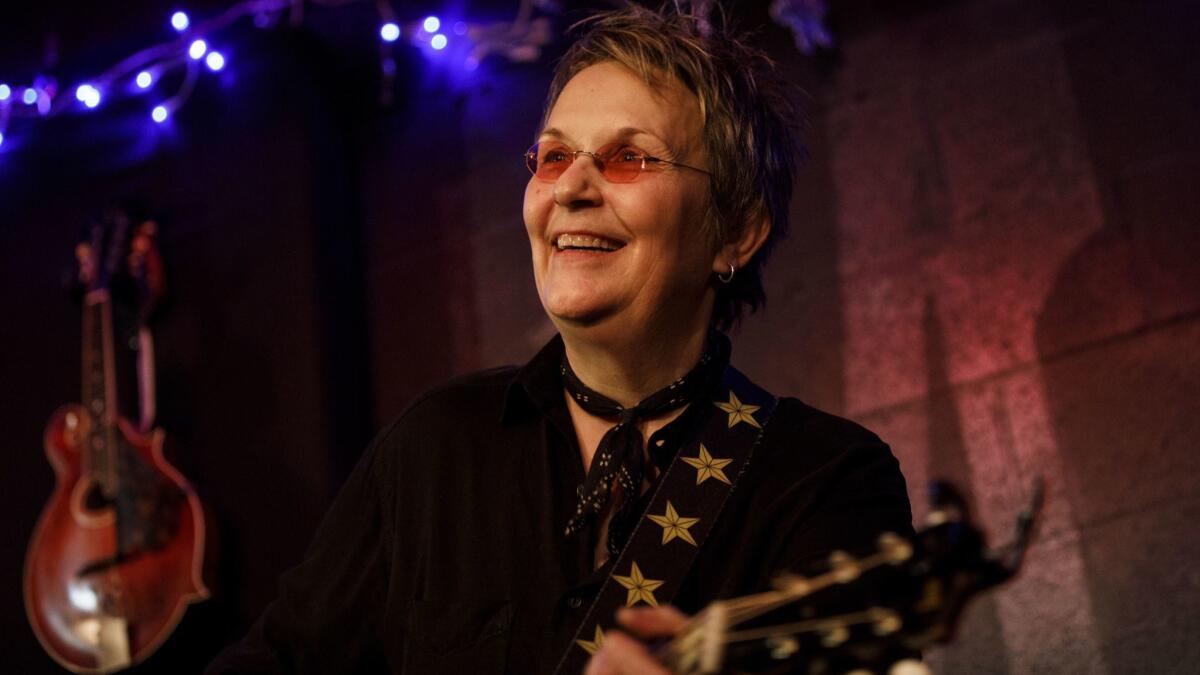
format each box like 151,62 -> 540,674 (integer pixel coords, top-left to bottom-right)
82,289 -> 120,498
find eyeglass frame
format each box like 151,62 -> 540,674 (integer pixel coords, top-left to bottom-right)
523,142 -> 712,183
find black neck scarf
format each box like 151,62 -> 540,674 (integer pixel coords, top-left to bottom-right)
562,332 -> 730,557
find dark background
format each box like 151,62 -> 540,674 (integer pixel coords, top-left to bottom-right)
2,1 -> 1197,673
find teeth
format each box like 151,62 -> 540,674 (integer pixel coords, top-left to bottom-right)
556,233 -> 622,251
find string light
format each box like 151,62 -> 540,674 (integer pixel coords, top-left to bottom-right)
0,0 -> 828,158
0,132 -> 5,147
188,39 -> 208,60
0,1 -> 567,156
75,84 -> 100,105
205,51 -> 226,72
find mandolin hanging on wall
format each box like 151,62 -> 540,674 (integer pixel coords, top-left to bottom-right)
24,212 -> 208,673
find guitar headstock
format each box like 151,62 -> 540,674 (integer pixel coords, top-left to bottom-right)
662,480 -> 1043,674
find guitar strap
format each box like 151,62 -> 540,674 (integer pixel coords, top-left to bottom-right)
553,365 -> 778,675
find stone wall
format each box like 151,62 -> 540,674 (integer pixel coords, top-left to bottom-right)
367,1 -> 1200,672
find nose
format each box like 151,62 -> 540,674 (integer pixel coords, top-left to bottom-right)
553,153 -> 604,208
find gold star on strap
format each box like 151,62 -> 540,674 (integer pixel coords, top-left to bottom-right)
715,391 -> 761,428
612,562 -> 664,607
647,501 -> 699,546
575,625 -> 605,655
682,443 -> 733,485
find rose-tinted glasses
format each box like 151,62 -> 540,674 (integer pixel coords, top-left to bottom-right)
524,142 -> 710,183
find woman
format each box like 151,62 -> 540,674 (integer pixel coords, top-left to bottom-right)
209,6 -> 911,675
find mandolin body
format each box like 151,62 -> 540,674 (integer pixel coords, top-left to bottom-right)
24,404 -> 208,674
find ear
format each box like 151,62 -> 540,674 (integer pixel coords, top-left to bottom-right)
712,213 -> 772,275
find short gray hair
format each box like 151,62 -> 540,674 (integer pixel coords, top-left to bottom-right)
542,5 -> 804,330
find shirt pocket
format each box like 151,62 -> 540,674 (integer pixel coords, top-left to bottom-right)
401,599 -> 514,675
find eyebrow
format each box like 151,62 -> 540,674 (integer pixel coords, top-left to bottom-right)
538,126 -> 658,144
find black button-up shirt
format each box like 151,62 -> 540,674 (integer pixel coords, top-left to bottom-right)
207,337 -> 912,674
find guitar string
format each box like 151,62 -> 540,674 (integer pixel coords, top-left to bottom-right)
661,549 -> 899,662
719,607 -> 898,644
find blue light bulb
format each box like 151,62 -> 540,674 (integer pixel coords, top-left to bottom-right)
23,88 -> 38,105
76,84 -> 101,108
152,105 -> 169,123
380,22 -> 400,42
431,34 -> 448,50
0,131 -> 5,146
136,71 -> 154,89
189,39 -> 207,60
205,51 -> 225,71
423,16 -> 441,33
0,84 -> 10,100
171,11 -> 190,32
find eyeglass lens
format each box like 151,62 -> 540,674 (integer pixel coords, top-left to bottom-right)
525,143 -> 646,183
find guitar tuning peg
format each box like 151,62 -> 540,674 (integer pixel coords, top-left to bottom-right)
888,659 -> 931,675
877,532 -> 913,564
820,625 -> 849,647
766,635 -> 799,660
771,572 -> 812,596
868,607 -> 902,635
828,551 -> 861,583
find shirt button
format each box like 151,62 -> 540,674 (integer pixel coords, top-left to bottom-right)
567,595 -> 582,609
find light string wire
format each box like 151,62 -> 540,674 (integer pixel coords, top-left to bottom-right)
0,0 -> 557,148
0,0 -> 830,150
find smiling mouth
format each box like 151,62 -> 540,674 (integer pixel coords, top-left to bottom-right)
554,233 -> 626,252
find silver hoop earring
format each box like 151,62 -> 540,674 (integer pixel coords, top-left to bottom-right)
717,263 -> 736,284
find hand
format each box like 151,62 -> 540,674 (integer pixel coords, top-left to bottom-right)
583,605 -> 688,675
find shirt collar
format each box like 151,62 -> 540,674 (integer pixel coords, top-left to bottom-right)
501,334 -> 568,425
501,331 -> 732,432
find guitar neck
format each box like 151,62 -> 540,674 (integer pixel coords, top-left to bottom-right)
81,289 -> 120,497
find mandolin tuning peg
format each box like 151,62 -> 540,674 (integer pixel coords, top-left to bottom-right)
888,659 -> 931,675
75,243 -> 96,285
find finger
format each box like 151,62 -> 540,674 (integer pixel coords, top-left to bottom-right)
582,648 -> 610,675
615,605 -> 688,638
596,630 -> 674,675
